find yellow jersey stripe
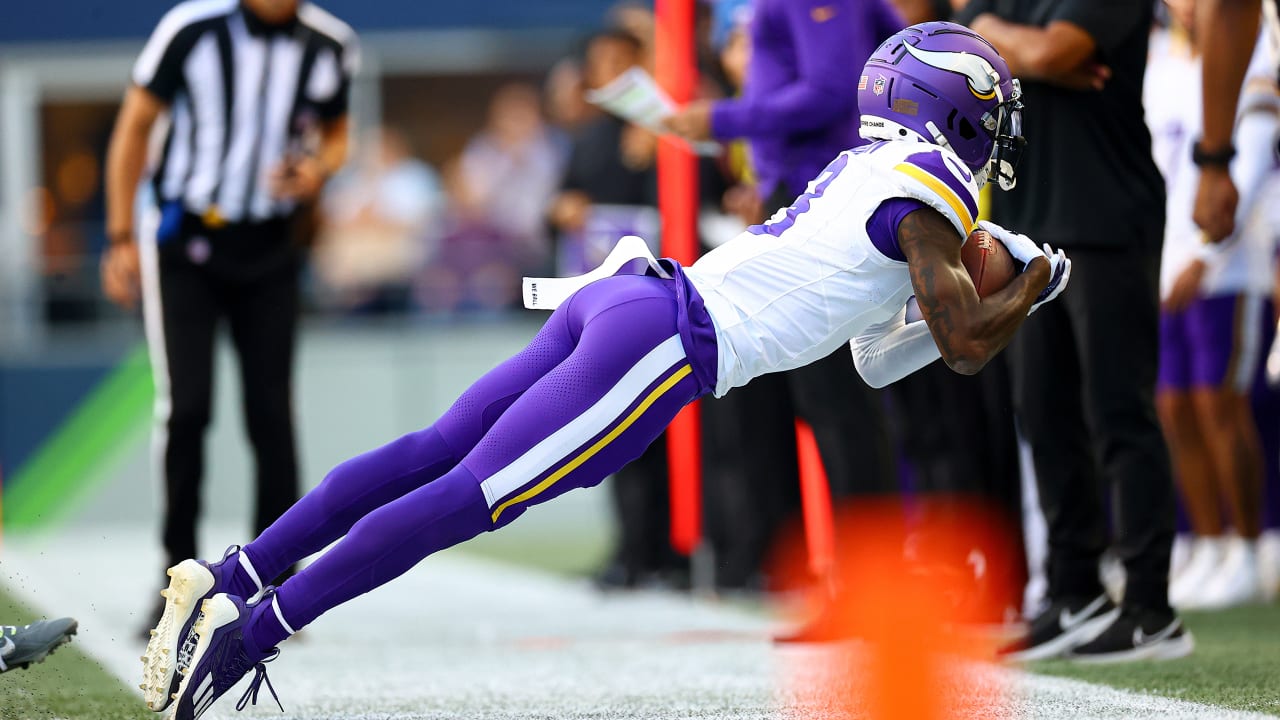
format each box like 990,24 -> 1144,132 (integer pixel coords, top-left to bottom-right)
490,363 -> 693,523
893,162 -> 975,234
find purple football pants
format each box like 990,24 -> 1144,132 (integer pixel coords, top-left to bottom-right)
240,275 -> 708,639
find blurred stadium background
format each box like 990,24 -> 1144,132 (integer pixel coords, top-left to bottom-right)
0,1 -> 1278,718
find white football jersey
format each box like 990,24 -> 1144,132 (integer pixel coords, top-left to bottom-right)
1146,29 -> 1280,298
686,140 -> 979,397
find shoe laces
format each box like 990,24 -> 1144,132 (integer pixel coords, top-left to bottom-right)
234,647 -> 282,713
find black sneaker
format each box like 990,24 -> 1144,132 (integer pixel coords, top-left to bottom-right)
0,618 -> 78,672
1001,594 -> 1120,661
1068,607 -> 1194,663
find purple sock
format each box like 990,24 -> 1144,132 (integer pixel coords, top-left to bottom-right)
267,468 -> 492,633
224,551 -> 265,599
243,427 -> 460,583
248,593 -> 294,652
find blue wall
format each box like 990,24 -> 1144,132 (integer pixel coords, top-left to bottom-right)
0,1 -> 617,44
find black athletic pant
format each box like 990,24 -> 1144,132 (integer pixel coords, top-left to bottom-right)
888,354 -> 1028,602
1010,243 -> 1176,611
152,215 -> 302,568
700,187 -> 897,589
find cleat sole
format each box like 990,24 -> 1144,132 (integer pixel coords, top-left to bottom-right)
140,560 -> 214,712
165,594 -> 241,720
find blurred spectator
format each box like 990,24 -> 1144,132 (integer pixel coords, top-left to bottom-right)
957,0 -> 1187,661
315,128 -> 442,314
417,84 -> 564,313
1147,3 -> 1279,610
665,0 -> 903,599
458,83 -> 564,270
544,58 -> 594,132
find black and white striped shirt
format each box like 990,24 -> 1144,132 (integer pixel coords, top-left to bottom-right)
134,0 -> 358,225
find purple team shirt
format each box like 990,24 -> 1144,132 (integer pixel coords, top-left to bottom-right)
711,0 -> 903,198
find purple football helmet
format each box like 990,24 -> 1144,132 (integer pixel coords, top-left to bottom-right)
858,21 -> 1025,190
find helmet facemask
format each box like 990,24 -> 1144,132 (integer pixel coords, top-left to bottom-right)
981,79 -> 1026,191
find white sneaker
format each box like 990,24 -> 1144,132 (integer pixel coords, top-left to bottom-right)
1169,536 -> 1225,609
1257,530 -> 1280,601
1170,534 -> 1194,580
1193,536 -> 1265,610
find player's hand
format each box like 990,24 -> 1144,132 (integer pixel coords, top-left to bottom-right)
101,242 -> 141,309
1194,166 -> 1238,243
975,220 -> 1041,271
661,100 -> 715,142
269,155 -> 327,203
1028,244 -> 1071,315
1163,259 -> 1206,313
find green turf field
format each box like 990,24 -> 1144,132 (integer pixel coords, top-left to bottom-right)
0,585 -> 149,720
1033,603 -> 1280,717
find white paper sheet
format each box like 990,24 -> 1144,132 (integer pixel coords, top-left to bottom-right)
585,67 -> 721,157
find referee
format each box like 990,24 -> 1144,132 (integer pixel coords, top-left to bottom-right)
101,0 -> 357,625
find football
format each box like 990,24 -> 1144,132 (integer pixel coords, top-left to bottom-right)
961,228 -> 1017,298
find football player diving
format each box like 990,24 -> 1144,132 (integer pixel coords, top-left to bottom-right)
142,22 -> 1070,720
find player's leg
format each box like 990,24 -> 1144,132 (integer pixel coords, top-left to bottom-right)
164,278 -> 704,719
143,288 -> 582,710
1186,293 -> 1266,607
258,279 -> 701,642
1156,306 -> 1222,537
1157,304 -> 1226,609
239,299 -> 583,585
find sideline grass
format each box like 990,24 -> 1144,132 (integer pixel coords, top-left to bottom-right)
0,584 -> 148,720
1033,603 -> 1280,717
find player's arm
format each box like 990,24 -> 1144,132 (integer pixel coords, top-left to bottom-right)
850,304 -> 942,388
966,15 -> 1107,90
670,0 -> 879,141
898,207 -> 1051,375
1195,0 -> 1262,242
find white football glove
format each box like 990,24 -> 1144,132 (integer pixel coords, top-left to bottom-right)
975,221 -> 1071,314
976,220 -> 1041,270
1029,244 -> 1072,315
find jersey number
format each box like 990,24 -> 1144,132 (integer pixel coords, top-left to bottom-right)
747,153 -> 851,238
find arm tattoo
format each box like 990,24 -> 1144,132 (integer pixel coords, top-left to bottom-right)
896,207 -> 1049,373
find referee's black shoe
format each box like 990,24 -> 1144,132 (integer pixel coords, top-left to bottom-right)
1068,607 -> 1194,663
1001,594 -> 1119,661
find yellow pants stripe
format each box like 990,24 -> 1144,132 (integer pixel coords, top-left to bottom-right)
489,363 -> 693,524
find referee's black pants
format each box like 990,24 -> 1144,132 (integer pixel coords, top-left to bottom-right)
148,216 -> 302,568
1010,243 -> 1176,611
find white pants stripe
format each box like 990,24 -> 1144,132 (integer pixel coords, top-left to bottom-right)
137,209 -> 172,512
478,334 -> 686,507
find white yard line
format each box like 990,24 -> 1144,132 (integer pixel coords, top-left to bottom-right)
1,526 -> 1269,720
